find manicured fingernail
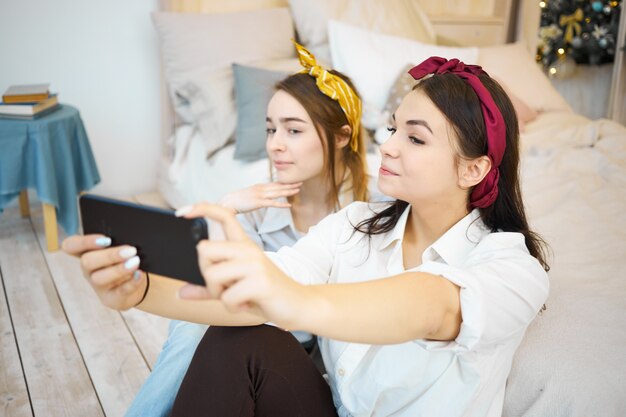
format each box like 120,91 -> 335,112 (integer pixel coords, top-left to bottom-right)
119,246 -> 137,259
133,270 -> 141,281
175,205 -> 193,217
124,256 -> 140,270
95,237 -> 111,247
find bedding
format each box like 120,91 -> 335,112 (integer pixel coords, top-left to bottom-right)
505,111 -> 626,416
154,4 -> 626,416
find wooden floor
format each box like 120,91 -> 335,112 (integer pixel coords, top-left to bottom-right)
0,195 -> 169,417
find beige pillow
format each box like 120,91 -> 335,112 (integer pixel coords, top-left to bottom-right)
497,80 -> 538,133
152,8 -> 295,156
288,0 -> 435,62
477,42 -> 572,113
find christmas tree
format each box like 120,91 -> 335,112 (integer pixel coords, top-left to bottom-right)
537,0 -> 622,71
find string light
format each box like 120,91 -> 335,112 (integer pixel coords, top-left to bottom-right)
549,67 -> 557,75
557,48 -> 566,55
539,1 -> 546,8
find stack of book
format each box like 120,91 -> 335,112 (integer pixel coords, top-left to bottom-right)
0,83 -> 60,119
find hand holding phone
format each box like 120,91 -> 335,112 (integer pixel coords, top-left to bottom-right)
79,194 -> 208,286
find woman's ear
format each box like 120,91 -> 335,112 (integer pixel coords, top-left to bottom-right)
458,156 -> 492,189
334,124 -> 352,149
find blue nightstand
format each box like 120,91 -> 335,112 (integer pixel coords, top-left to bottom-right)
0,104 -> 101,250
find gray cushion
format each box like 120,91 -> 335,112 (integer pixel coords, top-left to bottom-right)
232,63 -> 290,161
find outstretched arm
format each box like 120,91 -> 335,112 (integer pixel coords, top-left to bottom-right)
180,203 -> 462,345
61,234 -> 266,326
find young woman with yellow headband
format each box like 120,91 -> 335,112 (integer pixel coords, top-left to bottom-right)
64,54 -> 550,416
65,43 -> 373,417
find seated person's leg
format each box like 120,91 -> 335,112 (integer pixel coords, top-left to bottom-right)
124,320 -> 208,417
171,325 -> 337,417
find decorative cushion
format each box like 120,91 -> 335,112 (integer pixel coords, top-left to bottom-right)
174,66 -> 236,155
373,64 -> 415,144
328,20 -> 478,130
232,60 -> 301,161
497,80 -> 539,132
288,0 -> 435,63
477,42 -> 572,113
151,8 -> 295,156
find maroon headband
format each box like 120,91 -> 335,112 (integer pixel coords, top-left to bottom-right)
408,57 -> 506,209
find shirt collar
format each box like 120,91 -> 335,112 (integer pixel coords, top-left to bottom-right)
378,205 -> 489,267
256,201 -> 295,235
428,208 -> 488,266
257,176 -> 358,236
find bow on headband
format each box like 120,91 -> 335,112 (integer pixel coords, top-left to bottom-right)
408,57 -> 506,209
293,40 -> 362,153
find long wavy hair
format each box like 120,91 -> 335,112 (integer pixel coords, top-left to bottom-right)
354,73 -> 550,271
274,71 -> 369,209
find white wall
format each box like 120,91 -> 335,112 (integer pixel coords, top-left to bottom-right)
0,0 -> 162,198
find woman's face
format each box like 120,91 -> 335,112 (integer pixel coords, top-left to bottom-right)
266,90 -> 325,184
378,89 -> 462,207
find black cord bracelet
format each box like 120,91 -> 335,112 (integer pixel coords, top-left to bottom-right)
135,272 -> 150,307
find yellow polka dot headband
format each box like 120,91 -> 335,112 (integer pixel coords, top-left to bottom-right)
293,40 -> 362,153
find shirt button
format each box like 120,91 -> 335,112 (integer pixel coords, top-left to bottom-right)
338,368 -> 345,376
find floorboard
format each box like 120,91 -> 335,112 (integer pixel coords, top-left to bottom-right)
0,260 -> 32,417
30,211 -> 154,417
0,212 -> 103,417
0,193 -> 172,416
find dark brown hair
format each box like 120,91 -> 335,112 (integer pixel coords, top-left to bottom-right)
355,73 -> 550,271
275,71 -> 369,208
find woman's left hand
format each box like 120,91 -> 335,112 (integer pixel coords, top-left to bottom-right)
177,203 -> 307,326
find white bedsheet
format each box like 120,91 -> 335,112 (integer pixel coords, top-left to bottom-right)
159,113 -> 626,416
505,111 -> 626,416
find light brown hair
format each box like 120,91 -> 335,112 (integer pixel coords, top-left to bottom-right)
275,71 -> 369,208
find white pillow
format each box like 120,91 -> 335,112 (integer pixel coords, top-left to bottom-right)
289,0 -> 435,51
151,8 -> 296,156
477,42 -> 573,113
328,20 -> 479,129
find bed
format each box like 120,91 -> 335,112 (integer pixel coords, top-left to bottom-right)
151,1 -> 626,415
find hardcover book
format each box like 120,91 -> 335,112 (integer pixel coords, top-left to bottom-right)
2,83 -> 50,103
0,94 -> 59,118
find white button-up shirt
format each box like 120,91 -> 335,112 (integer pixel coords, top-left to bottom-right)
267,201 -> 549,417
236,204 -> 304,251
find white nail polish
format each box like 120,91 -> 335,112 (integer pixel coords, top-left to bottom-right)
95,237 -> 112,247
133,270 -> 141,281
124,256 -> 140,270
175,205 -> 193,217
119,246 -> 137,259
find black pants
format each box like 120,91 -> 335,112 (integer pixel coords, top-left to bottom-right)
170,325 -> 338,417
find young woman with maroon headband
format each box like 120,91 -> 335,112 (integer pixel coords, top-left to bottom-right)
64,56 -> 549,417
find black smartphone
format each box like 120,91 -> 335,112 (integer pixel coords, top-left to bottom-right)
79,194 -> 208,286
